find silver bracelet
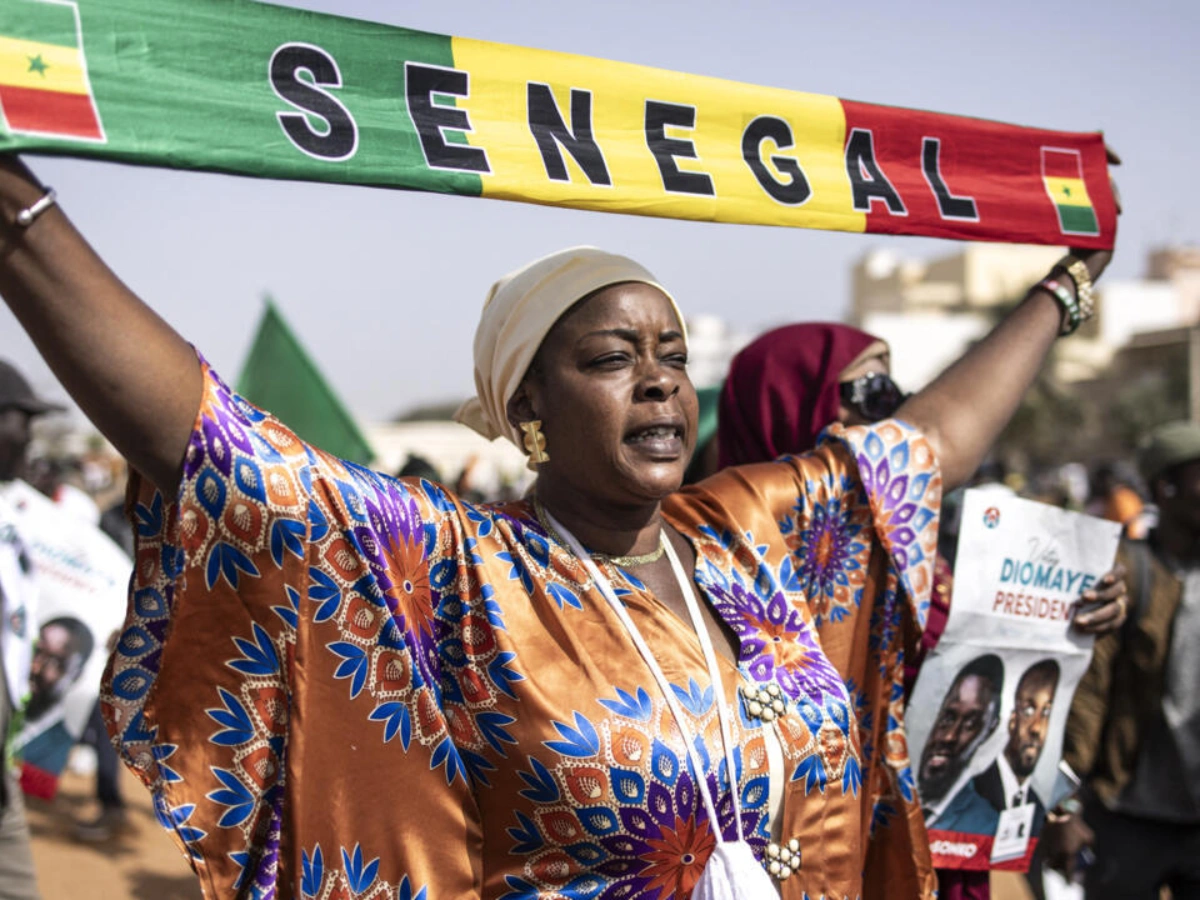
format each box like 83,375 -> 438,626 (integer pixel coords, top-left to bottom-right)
15,187 -> 56,227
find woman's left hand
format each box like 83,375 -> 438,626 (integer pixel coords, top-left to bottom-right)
1065,147 -> 1122,286
1072,562 -> 1129,634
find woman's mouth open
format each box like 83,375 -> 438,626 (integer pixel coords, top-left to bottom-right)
624,424 -> 684,459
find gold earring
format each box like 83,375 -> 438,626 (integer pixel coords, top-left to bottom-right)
520,420 -> 549,471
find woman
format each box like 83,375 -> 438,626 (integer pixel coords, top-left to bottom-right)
716,323 -> 1128,900
717,324 -> 1127,675
0,154 -> 1115,900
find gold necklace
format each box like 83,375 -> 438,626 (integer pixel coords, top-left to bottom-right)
595,544 -> 666,568
533,499 -> 666,567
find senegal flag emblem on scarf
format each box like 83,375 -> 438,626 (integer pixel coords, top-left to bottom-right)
0,0 -> 103,142
1041,147 -> 1099,236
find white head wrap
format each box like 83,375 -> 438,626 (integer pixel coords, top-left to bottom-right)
454,247 -> 688,447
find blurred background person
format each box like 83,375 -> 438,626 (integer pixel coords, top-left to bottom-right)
1050,420 -> 1200,899
4,368 -> 132,844
26,457 -> 99,528
714,322 -> 1129,900
0,358 -> 59,899
73,629 -> 127,842
1087,462 -> 1150,541
395,452 -> 442,484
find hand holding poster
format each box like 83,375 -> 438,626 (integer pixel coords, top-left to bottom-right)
907,490 -> 1121,872
0,480 -> 130,799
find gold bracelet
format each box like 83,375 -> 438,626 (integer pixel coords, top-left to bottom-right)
1058,255 -> 1096,322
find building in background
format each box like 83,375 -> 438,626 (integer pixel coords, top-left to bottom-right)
853,243 -> 1200,392
365,420 -> 530,497
684,314 -> 754,388
852,243 -> 1200,465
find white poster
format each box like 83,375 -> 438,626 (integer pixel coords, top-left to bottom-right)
907,489 -> 1121,872
0,480 -> 131,798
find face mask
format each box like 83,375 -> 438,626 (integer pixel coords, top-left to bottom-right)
838,372 -> 909,422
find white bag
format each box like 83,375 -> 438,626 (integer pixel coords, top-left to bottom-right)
692,839 -> 781,899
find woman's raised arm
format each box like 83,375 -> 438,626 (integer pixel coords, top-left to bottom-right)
0,157 -> 202,492
897,246 -> 1112,490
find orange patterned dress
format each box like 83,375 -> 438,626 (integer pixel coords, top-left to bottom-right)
102,361 -> 941,899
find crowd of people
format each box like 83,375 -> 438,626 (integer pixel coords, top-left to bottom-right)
0,142 -> 1195,900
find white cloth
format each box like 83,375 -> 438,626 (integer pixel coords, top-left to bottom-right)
454,246 -> 686,447
692,839 -> 778,900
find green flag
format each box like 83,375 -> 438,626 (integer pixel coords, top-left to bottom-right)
236,299 -> 374,465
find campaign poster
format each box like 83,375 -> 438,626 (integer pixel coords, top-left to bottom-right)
0,481 -> 131,799
907,490 -> 1121,872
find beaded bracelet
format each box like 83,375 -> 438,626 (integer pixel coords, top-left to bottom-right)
1040,278 -> 1083,335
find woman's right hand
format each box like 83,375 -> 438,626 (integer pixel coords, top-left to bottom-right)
0,155 -> 203,493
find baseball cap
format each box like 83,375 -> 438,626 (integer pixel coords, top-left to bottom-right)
1137,420 -> 1200,484
0,359 -> 64,416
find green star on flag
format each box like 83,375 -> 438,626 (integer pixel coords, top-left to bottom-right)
0,0 -> 105,141
1042,147 -> 1099,236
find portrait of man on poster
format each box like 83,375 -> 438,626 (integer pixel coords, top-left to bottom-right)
920,653 -> 1005,833
972,658 -> 1060,836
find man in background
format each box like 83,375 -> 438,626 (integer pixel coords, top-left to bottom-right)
0,359 -> 59,899
1049,421 -> 1200,897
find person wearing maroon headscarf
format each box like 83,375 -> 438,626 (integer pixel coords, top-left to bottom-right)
712,322 -> 1127,900
718,323 -> 882,467
715,323 -> 952,686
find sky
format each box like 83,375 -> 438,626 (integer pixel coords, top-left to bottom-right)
2,0 -> 1198,422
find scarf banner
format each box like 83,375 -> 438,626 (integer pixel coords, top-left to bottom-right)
0,0 -> 1116,247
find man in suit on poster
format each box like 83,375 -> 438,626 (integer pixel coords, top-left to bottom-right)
972,658 -> 1060,837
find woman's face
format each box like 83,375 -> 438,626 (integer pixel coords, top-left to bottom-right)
513,282 -> 698,506
836,340 -> 891,427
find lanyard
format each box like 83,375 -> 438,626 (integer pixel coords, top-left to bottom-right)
544,509 -> 744,842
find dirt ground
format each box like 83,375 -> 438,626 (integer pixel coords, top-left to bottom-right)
26,766 -> 201,900
25,766 -> 1035,900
